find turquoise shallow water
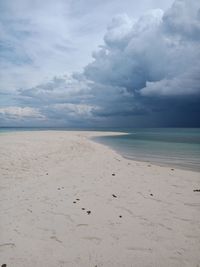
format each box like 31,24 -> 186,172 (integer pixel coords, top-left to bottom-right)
1,127 -> 200,172
94,128 -> 200,172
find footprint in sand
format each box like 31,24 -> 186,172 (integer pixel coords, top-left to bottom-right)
82,236 -> 101,244
0,243 -> 15,249
50,236 -> 62,244
126,247 -> 152,253
76,224 -> 88,227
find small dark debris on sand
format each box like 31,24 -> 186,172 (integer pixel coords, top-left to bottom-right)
171,169 -> 174,171
112,194 -> 117,198
193,189 -> 200,192
46,173 -> 48,175
27,208 -> 32,213
87,211 -> 91,215
82,208 -> 85,210
76,198 -> 80,201
57,188 -> 61,190
119,215 -> 122,218
112,173 -> 116,176
1,264 -> 7,267
73,201 -> 76,204
150,194 -> 153,196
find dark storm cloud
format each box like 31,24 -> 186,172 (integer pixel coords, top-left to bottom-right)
84,1 -> 200,97
82,0 -> 200,126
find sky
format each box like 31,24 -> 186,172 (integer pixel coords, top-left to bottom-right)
0,0 -> 200,127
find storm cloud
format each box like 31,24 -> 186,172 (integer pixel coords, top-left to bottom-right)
1,0 -> 200,127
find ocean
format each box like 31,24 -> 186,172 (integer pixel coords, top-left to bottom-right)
94,128 -> 200,172
0,127 -> 200,172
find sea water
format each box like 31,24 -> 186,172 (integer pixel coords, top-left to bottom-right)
94,128 -> 200,172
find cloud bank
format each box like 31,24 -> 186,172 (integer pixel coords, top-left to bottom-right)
1,0 -> 200,127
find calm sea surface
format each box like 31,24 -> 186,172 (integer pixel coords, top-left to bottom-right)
1,127 -> 200,172
94,128 -> 200,172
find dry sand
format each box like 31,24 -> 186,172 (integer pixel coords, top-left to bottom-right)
0,131 -> 200,267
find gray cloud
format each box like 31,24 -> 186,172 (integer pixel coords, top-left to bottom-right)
1,0 -> 200,127
0,0 -> 173,92
162,0 -> 200,40
84,0 -> 200,98
141,66 -> 200,97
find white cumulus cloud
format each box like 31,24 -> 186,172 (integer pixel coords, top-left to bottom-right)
0,106 -> 45,120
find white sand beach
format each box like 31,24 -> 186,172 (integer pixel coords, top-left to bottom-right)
0,131 -> 200,267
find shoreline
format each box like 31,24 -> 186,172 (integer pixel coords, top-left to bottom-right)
1,129 -> 199,173
91,134 -> 200,173
0,131 -> 200,266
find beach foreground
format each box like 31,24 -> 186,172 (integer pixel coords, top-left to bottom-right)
0,131 -> 200,267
